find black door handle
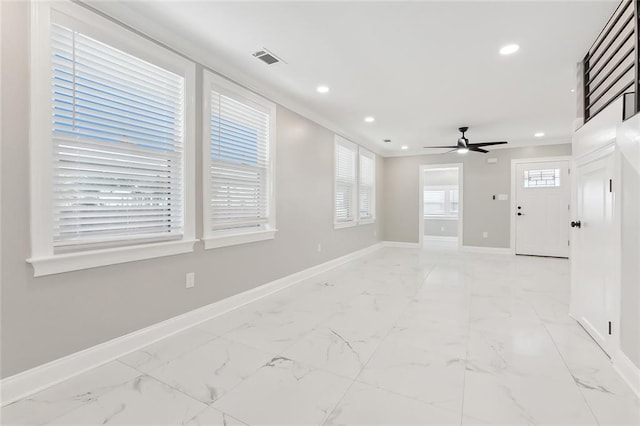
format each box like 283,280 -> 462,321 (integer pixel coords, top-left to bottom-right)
571,220 -> 581,228
517,212 -> 523,216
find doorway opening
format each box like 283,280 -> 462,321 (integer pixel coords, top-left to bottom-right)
419,164 -> 463,249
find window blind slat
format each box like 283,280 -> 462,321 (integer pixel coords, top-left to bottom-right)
52,68 -> 182,116
50,30 -> 184,94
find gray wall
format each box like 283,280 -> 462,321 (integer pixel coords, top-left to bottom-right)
383,144 -> 572,247
0,1 -> 382,378
424,219 -> 458,238
424,168 -> 458,186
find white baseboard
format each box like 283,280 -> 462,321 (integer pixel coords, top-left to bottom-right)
0,242 -> 383,406
613,350 -> 640,399
422,236 -> 458,242
461,245 -> 512,255
382,241 -> 420,248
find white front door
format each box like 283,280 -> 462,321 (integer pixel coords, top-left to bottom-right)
515,160 -> 570,257
573,153 -> 616,355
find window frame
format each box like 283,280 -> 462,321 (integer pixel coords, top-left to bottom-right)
523,168 -> 561,188
358,147 -> 376,224
27,1 -> 197,276
201,69 -> 277,249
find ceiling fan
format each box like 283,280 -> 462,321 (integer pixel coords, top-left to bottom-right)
424,126 -> 508,154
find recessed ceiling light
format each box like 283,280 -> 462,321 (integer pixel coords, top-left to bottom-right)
534,132 -> 545,137
401,145 -> 408,150
364,116 -> 375,123
570,88 -> 575,93
316,85 -> 330,94
499,44 -> 520,55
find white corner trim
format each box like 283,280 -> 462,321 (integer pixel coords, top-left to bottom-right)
423,236 -> 458,242
1,242 -> 383,406
382,241 -> 421,248
26,239 -> 198,277
203,229 -> 277,250
461,245 -> 512,255
613,350 -> 640,399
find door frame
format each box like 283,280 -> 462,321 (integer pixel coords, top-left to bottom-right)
569,143 -> 621,358
419,163 -> 464,248
509,156 -> 572,255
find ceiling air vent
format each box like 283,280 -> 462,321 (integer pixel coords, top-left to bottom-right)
252,49 -> 282,65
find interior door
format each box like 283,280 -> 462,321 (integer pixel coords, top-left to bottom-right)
515,160 -> 570,257
573,153 -> 615,354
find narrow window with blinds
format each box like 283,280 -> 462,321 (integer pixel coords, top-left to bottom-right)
202,70 -> 276,249
50,23 -> 185,248
28,1 -> 196,276
359,148 -> 375,221
335,137 -> 358,226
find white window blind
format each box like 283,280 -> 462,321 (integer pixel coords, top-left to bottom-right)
359,149 -> 375,220
335,138 -> 357,224
424,190 -> 446,215
208,90 -> 271,232
51,23 -> 185,247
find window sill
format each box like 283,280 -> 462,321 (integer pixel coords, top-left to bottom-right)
424,216 -> 459,220
27,239 -> 198,277
334,221 -> 357,229
203,229 -> 277,249
358,218 -> 376,225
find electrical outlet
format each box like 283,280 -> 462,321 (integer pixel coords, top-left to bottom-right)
373,229 -> 377,237
482,232 -> 488,238
317,243 -> 322,252
185,272 -> 195,289
441,226 -> 445,232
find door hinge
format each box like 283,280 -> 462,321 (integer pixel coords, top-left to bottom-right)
568,204 -> 571,211
609,179 -> 613,193
568,168 -> 571,174
568,240 -> 570,246
608,321 -> 612,335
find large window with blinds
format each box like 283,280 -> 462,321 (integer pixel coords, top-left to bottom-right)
359,148 -> 376,222
335,137 -> 358,226
28,1 -> 196,276
202,70 -> 276,249
335,136 -> 375,228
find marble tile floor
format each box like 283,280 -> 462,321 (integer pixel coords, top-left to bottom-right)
2,247 -> 639,425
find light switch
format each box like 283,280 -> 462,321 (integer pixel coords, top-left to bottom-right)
497,194 -> 508,201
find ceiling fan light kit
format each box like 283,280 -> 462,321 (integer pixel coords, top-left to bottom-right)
424,126 -> 508,154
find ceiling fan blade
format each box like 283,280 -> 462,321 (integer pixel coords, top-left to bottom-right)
470,141 -> 508,147
470,147 -> 489,153
423,145 -> 458,149
441,149 -> 458,154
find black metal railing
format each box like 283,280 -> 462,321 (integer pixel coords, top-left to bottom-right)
583,0 -> 639,122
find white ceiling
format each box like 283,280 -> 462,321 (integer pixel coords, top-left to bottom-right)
96,1 -> 618,156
